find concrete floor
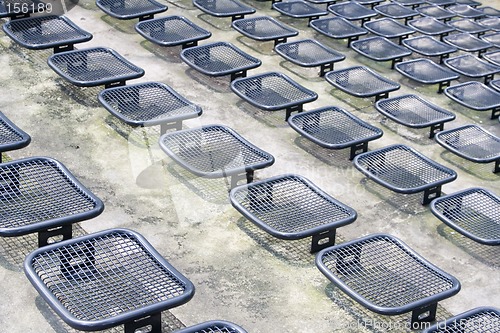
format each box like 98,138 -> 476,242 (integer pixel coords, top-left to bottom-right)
0,0 -> 499,332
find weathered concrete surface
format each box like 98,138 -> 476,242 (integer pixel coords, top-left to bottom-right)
0,0 -> 499,332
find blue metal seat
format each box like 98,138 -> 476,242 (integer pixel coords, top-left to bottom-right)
444,81 -> 500,119
135,15 -> 211,49
444,54 -> 500,84
443,32 -> 492,56
363,18 -> 415,44
417,4 -> 455,21
327,1 -> 377,24
408,16 -> 455,40
402,35 -> 457,63
272,0 -> 328,22
424,307 -> 500,332
310,17 -> 368,47
193,0 -> 255,21
351,36 -> 412,69
96,0 -> 167,21
231,16 -> 298,46
395,58 -> 459,93
0,112 -> 31,162
2,15 -> 92,53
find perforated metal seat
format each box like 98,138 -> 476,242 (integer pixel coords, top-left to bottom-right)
327,2 -> 377,24
2,15 -> 92,53
272,0 -> 328,22
176,321 -> 248,333
435,124 -> 500,173
0,0 -> 48,19
392,0 -> 426,9
0,112 -> 31,162
48,47 -> 145,88
444,54 -> 500,84
230,174 -> 357,252
288,106 -> 383,160
363,18 -> 415,44
231,16 -> 298,46
417,4 -> 455,21
351,36 -> 412,69
231,72 -> 318,121
479,6 -> 500,18
444,81 -> 500,119
425,0 -> 456,6
478,16 -> 500,31
483,50 -> 500,67
395,58 -> 459,93
443,32 -> 492,56
0,157 -> 104,247
96,0 -> 167,21
193,0 -> 255,21
309,17 -> 368,47
325,66 -> 400,101
402,36 -> 457,63
431,189 -> 500,245
448,18 -> 489,35
353,144 -> 457,204
135,15 -> 211,49
159,124 -> 275,189
274,39 -> 346,76
180,41 -> 261,81
482,32 -> 500,48
407,16 -> 455,40
447,4 -> 484,18
424,307 -> 500,332
374,2 -> 419,23
24,228 -> 195,332
316,234 -> 461,326
455,0 -> 481,7
98,82 -> 202,134
375,94 -> 455,138
354,0 -> 383,8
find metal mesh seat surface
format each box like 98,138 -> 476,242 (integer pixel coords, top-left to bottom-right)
375,94 -> 455,138
479,6 -> 500,18
2,15 -> 92,53
135,15 -> 211,48
430,189 -> 500,245
363,18 -> 415,44
272,0 -> 328,21
0,157 -> 104,246
231,16 -> 298,46
444,54 -> 500,84
417,5 -> 455,21
24,228 -> 195,331
392,0 -> 426,7
309,17 -> 368,46
482,32 -> 500,47
159,124 -> 275,187
402,36 -> 457,63
180,41 -> 261,81
447,4 -> 484,18
455,0 -> 481,6
274,39 -> 346,76
443,32 -> 492,55
395,58 -> 459,93
353,144 -> 457,204
327,2 -> 377,23
374,2 -> 419,22
350,36 -> 412,69
407,16 -> 455,38
478,17 -> 500,31
98,82 -> 202,133
424,307 -> 500,332
435,124 -> 500,173
325,65 -> 400,101
0,111 -> 31,162
193,0 -> 255,21
231,72 -> 318,120
444,81 -> 500,119
288,106 -> 383,159
230,174 -> 357,252
96,0 -> 167,20
448,18 -> 489,35
483,50 -> 500,67
176,320 -> 248,333
425,0 -> 456,6
316,234 -> 461,325
48,47 -> 145,88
